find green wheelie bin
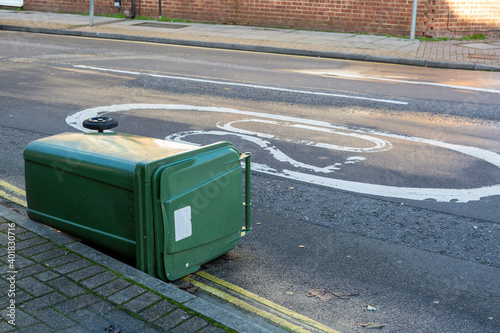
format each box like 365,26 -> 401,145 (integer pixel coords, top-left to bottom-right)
24,117 -> 251,281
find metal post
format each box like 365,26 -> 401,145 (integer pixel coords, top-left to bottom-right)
410,0 -> 419,40
89,0 -> 94,27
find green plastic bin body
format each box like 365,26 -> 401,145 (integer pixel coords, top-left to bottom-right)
24,132 -> 249,281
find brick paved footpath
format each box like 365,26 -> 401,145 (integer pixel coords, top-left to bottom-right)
0,213 -> 232,333
1,10 -> 500,69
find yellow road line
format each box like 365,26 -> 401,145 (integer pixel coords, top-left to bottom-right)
0,189 -> 27,207
183,276 -> 313,333
0,180 -> 26,197
196,271 -> 341,333
0,180 -> 27,207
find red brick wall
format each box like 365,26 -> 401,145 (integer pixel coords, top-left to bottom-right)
21,0 -> 132,17
17,0 -> 500,37
423,0 -> 500,37
138,0 -> 421,36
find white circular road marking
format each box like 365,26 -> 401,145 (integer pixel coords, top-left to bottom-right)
66,103 -> 500,203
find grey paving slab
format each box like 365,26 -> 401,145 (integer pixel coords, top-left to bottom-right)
68,308 -> 113,329
15,230 -> 37,240
53,293 -> 101,313
79,270 -> 117,289
6,255 -> 34,269
34,270 -> 61,281
107,284 -> 145,304
170,315 -> 209,333
103,309 -> 151,331
33,307 -> 76,330
19,291 -> 68,312
0,321 -> 14,332
46,276 -> 87,297
17,276 -> 54,297
154,307 -> 190,330
263,35 -> 314,42
355,42 -> 396,50
18,242 -> 57,257
42,252 -> 80,268
66,264 -> 106,281
0,308 -> 38,328
377,38 -> 418,45
13,323 -> 53,332
52,258 -> 93,274
328,40 -> 373,48
0,10 -> 121,25
0,232 -> 8,246
347,34 -> 389,41
138,299 -> 178,322
185,31 -> 243,38
122,291 -> 162,312
137,325 -> 164,333
5,290 -> 32,304
10,263 -> 46,279
30,248 -> 67,262
57,325 -> 103,333
223,33 -> 274,40
300,35 -> 354,43
93,278 -> 131,297
87,300 -> 116,314
14,237 -> 47,250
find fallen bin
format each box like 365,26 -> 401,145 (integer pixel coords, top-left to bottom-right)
24,117 -> 251,281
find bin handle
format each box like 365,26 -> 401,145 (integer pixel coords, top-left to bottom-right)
240,152 -> 252,236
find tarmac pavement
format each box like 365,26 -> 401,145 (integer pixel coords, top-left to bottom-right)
1,9 -> 500,70
1,8 -> 500,333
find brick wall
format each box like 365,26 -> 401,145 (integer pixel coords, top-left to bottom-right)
20,0 -> 133,17
16,0 -> 500,38
136,0 -> 422,36
423,0 -> 500,37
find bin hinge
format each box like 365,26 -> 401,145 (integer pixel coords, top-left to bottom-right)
240,152 -> 251,236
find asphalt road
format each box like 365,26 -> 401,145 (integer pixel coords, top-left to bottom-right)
1,31 -> 499,332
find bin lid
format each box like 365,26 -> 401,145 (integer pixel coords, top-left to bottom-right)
24,132 -> 200,190
147,143 -> 244,280
25,132 -> 198,162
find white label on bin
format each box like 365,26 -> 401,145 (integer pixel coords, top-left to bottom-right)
174,206 -> 192,242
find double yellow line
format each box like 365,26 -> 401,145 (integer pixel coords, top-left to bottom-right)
0,179 -> 340,333
0,180 -> 27,207
185,271 -> 340,333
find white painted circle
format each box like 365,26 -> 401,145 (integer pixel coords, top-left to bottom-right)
66,104 -> 500,203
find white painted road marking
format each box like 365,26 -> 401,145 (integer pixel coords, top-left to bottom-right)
295,70 -> 500,94
72,65 -> 408,105
66,104 -> 500,203
219,119 -> 393,153
169,118 -> 391,173
167,129 -> 362,174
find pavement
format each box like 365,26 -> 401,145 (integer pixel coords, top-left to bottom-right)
1,8 -> 500,333
1,9 -> 500,71
0,203 -> 288,333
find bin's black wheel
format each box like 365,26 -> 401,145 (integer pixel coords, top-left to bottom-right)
82,117 -> 118,133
